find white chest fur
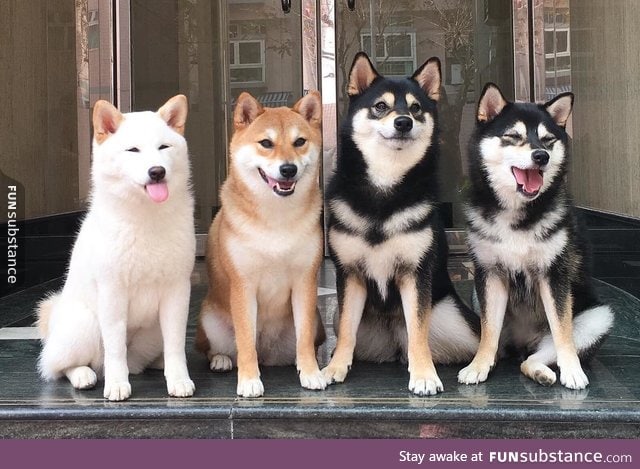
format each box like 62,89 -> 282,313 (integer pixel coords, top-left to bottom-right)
467,207 -> 567,272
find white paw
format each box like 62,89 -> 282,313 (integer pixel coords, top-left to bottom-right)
237,377 -> 264,398
299,369 -> 327,390
167,378 -> 195,397
458,361 -> 493,385
560,365 -> 589,390
409,373 -> 444,396
521,361 -> 557,386
209,354 -> 233,372
321,362 -> 350,384
67,366 -> 97,390
103,381 -> 131,401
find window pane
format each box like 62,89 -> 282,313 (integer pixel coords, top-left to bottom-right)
386,34 -> 411,57
231,67 -> 263,83
238,41 -> 261,64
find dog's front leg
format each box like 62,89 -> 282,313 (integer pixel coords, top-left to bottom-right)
398,275 -> 442,396
159,278 -> 195,397
292,266 -> 326,390
458,270 -> 508,384
322,274 -> 367,384
229,280 -> 262,397
538,278 -> 588,389
97,283 -> 131,401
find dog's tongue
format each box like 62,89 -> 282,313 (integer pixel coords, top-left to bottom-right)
513,167 -> 543,194
265,174 -> 294,191
145,182 -> 169,203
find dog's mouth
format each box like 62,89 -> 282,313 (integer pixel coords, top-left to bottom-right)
511,167 -> 543,198
145,181 -> 169,203
258,168 -> 296,197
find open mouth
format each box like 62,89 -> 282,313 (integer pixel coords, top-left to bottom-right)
258,168 -> 296,197
511,167 -> 543,198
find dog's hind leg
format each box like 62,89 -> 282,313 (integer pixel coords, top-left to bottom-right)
521,303 -> 614,387
199,306 -> 237,372
38,296 -> 103,387
127,321 -> 163,374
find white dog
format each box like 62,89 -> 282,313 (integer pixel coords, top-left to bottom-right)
37,95 -> 196,401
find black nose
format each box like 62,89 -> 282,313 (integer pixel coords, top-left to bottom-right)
394,115 -> 413,132
279,163 -> 297,179
531,150 -> 550,166
148,166 -> 166,182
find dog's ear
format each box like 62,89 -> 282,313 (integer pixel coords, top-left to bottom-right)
348,52 -> 380,97
412,57 -> 441,102
477,83 -> 508,123
293,90 -> 322,128
93,100 -> 123,144
234,92 -> 264,130
545,92 -> 574,128
157,94 -> 188,135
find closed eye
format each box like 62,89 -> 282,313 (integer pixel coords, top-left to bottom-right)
126,147 -> 140,153
541,136 -> 557,145
502,133 -> 522,140
159,144 -> 170,150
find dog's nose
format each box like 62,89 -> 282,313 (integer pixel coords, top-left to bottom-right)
531,150 -> 550,166
279,164 -> 297,179
148,166 -> 166,182
394,116 -> 413,133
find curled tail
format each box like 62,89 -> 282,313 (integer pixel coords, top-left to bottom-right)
36,294 -> 60,340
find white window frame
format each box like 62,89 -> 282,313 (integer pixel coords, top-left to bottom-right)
229,39 -> 265,85
544,26 -> 570,78
359,31 -> 417,77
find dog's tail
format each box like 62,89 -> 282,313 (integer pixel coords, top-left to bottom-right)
430,292 -> 481,365
36,293 -> 60,340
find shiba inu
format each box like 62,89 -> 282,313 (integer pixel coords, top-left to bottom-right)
196,91 -> 325,398
322,52 -> 480,396
37,95 -> 196,401
458,83 -> 614,389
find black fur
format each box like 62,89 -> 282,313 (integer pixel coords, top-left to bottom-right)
328,55 -> 479,364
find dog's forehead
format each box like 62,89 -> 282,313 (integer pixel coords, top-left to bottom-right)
491,104 -> 560,135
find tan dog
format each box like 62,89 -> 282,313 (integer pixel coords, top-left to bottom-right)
196,91 -> 326,397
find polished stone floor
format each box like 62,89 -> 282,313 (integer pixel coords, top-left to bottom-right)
0,258 -> 639,438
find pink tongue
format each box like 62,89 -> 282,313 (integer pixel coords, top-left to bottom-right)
145,181 -> 169,203
512,168 -> 543,193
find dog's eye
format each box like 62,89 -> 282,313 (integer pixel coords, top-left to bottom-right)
502,133 -> 522,140
158,144 -> 170,150
259,139 -> 274,149
541,136 -> 557,145
293,138 -> 307,148
374,102 -> 389,113
409,103 -> 421,113
126,147 -> 140,153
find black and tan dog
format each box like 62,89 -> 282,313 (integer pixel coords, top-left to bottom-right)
458,83 -> 614,389
322,52 -> 479,396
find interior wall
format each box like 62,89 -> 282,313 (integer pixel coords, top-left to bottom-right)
0,0 -> 80,220
569,0 -> 640,218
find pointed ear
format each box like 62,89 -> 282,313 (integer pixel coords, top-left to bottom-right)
347,52 -> 380,97
477,83 -> 508,123
545,92 -> 574,127
157,94 -> 188,135
233,92 -> 264,130
93,100 -> 123,144
412,57 -> 441,102
293,90 -> 322,128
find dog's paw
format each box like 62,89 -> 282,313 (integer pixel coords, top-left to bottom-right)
533,368 -> 557,386
103,381 -> 131,401
237,377 -> 264,398
559,366 -> 589,390
299,369 -> 327,390
209,354 -> 233,372
167,377 -> 195,398
409,373 -> 443,396
321,362 -> 351,384
458,361 -> 493,385
67,366 -> 97,390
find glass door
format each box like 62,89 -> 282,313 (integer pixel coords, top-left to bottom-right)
128,0 -> 305,238
322,0 -> 515,229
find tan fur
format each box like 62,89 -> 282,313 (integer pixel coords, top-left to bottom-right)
92,100 -> 124,144
197,91 -> 325,396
